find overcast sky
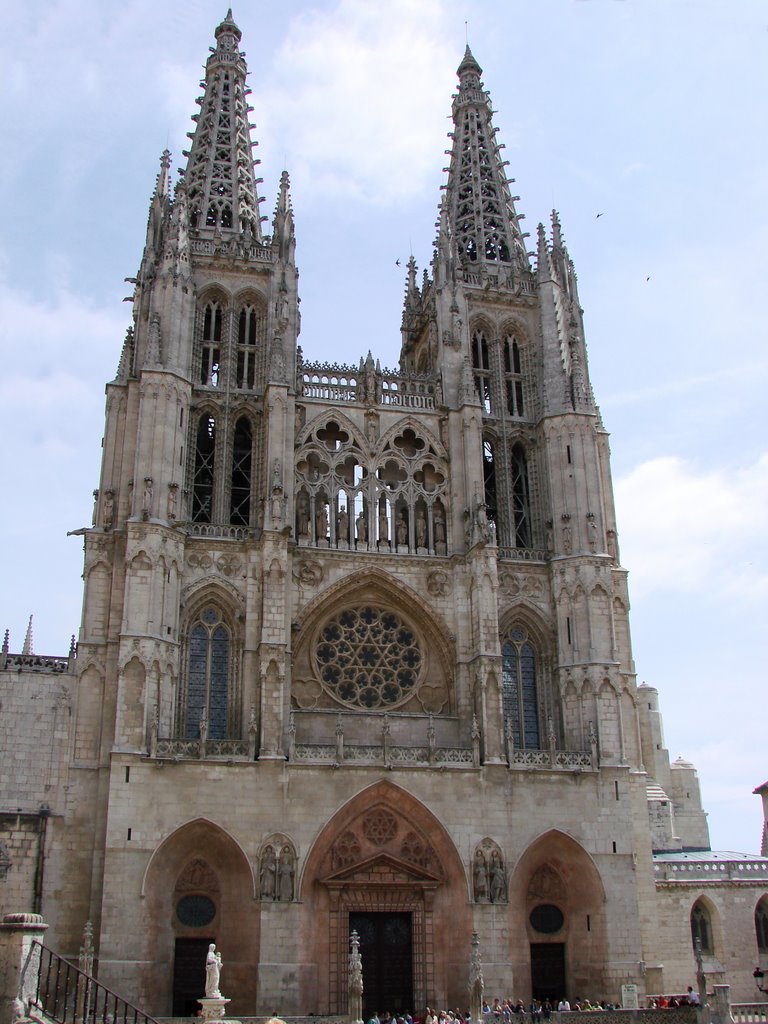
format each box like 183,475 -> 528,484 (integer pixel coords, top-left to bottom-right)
1,0 -> 766,855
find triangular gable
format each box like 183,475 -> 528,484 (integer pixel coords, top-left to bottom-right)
321,850 -> 442,887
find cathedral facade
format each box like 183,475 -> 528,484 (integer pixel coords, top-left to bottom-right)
1,12 -> 767,1018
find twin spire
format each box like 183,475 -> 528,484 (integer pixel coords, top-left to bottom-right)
180,9 -> 264,240
440,46 -> 530,272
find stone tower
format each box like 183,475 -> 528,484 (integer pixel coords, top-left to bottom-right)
13,13 -> 764,1019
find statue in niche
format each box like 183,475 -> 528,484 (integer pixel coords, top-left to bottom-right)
260,845 -> 277,900
473,849 -> 488,902
356,509 -> 367,542
416,509 -> 427,547
142,477 -> 153,518
205,944 -> 222,998
272,459 -> 282,492
562,523 -> 572,554
474,499 -> 489,543
545,520 -> 554,552
396,513 -> 408,546
378,507 -> 389,542
296,492 -> 310,536
434,506 -> 446,545
278,846 -> 294,901
167,483 -> 178,521
198,709 -> 208,745
102,490 -> 114,530
489,851 -> 507,903
316,502 -> 329,540
337,506 -> 349,542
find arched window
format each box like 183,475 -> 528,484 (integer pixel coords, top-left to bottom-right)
483,438 -> 497,529
230,416 -> 252,526
192,414 -> 216,523
236,305 -> 261,389
756,898 -> 768,952
502,626 -> 539,749
200,302 -> 223,386
691,901 -> 713,955
504,335 -> 524,417
511,443 -> 531,547
185,607 -> 230,740
471,330 -> 492,414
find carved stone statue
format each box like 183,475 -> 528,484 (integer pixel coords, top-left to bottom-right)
489,851 -> 507,903
260,845 -> 277,900
378,507 -> 388,543
434,505 -> 446,545
396,513 -> 408,546
297,492 -> 310,536
356,510 -> 367,542
348,930 -> 364,1024
337,506 -> 349,543
142,477 -> 153,518
416,510 -> 427,547
92,490 -> 99,526
473,849 -> 488,902
316,502 -> 329,540
278,846 -> 294,901
167,484 -> 178,520
205,944 -> 222,998
102,490 -> 114,530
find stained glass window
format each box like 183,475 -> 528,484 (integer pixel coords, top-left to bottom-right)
185,607 -> 230,739
502,626 -> 539,749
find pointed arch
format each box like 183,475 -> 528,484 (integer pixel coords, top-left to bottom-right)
139,817 -> 258,1014
291,567 -> 455,715
298,780 -> 471,1014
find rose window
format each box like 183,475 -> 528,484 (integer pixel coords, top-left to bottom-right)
362,809 -> 398,846
314,606 -> 422,709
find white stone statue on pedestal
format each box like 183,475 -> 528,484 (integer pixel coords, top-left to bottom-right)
205,944 -> 222,998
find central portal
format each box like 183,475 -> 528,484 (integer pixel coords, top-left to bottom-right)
350,911 -> 414,1016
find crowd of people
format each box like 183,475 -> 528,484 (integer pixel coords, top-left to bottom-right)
363,990 -> 701,1024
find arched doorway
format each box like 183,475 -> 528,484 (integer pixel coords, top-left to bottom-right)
141,818 -> 257,1016
508,830 -> 608,1002
299,781 -> 471,1014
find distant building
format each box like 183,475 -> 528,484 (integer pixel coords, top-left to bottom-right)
1,12 -> 766,1017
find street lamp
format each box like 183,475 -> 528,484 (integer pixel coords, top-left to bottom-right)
753,968 -> 767,994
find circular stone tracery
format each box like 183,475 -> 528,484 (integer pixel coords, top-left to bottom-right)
314,606 -> 423,709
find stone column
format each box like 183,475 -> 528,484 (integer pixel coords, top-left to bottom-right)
0,912 -> 48,1023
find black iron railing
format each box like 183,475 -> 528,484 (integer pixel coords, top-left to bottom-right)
30,941 -> 159,1024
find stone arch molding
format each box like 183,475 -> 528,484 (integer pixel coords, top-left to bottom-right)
291,567 -> 456,715
141,816 -> 256,898
297,780 -> 472,1014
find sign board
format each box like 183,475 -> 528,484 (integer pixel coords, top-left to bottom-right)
622,984 -> 639,1009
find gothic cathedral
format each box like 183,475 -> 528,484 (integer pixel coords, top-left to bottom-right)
2,12 -> 767,1018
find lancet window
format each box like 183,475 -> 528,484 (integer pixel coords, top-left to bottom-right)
183,607 -> 231,740
472,329 -> 492,413
483,439 -> 498,529
200,302 -> 223,387
756,899 -> 768,952
511,443 -> 531,548
691,901 -> 713,955
504,335 -> 524,417
295,418 -> 449,554
502,626 -> 540,749
192,414 -> 216,523
230,416 -> 253,525
236,305 -> 262,389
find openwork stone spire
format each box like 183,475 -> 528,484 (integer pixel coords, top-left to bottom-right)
182,10 -> 264,239
444,47 -> 529,270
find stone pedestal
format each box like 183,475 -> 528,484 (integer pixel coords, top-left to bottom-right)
199,996 -> 240,1023
0,912 -> 48,1022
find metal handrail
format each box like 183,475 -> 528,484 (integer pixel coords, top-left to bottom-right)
30,941 -> 160,1024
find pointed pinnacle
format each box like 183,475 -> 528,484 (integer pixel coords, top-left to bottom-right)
457,45 -> 482,77
22,615 -> 33,656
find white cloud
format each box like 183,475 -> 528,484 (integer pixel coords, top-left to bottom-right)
615,453 -> 768,600
259,0 -> 457,204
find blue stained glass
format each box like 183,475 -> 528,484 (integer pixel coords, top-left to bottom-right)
186,624 -> 208,737
502,635 -> 539,749
209,625 -> 229,739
